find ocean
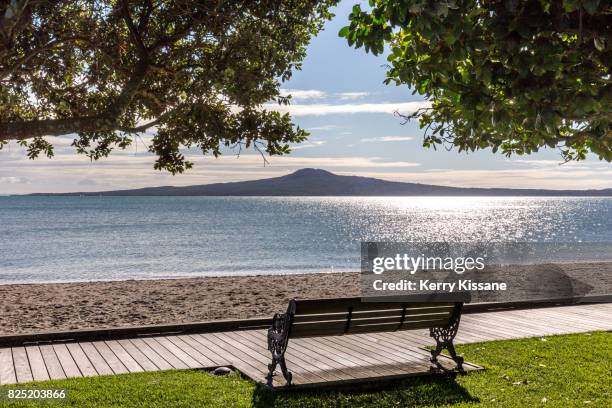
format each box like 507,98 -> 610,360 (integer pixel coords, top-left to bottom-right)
0,196 -> 610,283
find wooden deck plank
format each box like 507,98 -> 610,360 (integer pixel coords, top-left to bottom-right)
154,337 -> 201,369
475,313 -> 556,336
92,341 -> 129,375
230,331 -> 343,383
239,330 -> 367,381
320,335 -> 405,367
459,318 -> 531,339
354,332 -> 434,362
500,309 -> 593,329
39,345 -> 66,380
80,342 -> 113,376
301,334 -> 445,380
533,309 -> 612,330
12,347 -> 33,383
115,340 -> 155,372
232,330 -> 339,377
299,336 -> 402,377
490,314 -> 583,336
462,315 -> 542,338
370,332 -> 435,361
325,335 -> 433,375
188,333 -> 281,387
324,335 -> 431,374
388,329 -> 433,347
205,332 -> 323,384
105,341 -> 144,373
247,330 -> 380,381
174,335 -> 226,366
53,344 -> 82,378
140,337 -> 189,369
25,346 -> 49,381
484,312 -> 568,336
66,343 -> 97,377
122,339 -> 171,371
291,336 -> 376,371
540,309 -> 611,327
166,336 -> 217,367
0,347 -> 17,384
558,304 -> 612,318
349,332 -> 434,362
291,335 -> 379,376
343,336 -> 450,374
455,326 -> 497,342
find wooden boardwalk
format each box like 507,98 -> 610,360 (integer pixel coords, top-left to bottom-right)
0,303 -> 610,387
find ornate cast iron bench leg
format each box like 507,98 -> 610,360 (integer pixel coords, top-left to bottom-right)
429,304 -> 464,372
266,313 -> 293,386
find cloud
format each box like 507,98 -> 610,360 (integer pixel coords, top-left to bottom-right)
291,141 -> 327,150
3,147 -> 610,193
77,178 -> 100,186
279,90 -> 372,102
0,148 -> 422,194
264,101 -> 430,116
3,132 -> 610,194
279,88 -> 326,101
361,136 -> 414,143
337,92 -> 369,100
505,159 -> 610,169
352,166 -> 612,190
0,176 -> 29,184
307,125 -> 339,131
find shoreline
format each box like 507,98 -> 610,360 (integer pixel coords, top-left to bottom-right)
1,263 -> 610,335
0,269 -> 352,287
0,259 -> 608,287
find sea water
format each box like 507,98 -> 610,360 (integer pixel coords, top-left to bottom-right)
0,196 -> 610,283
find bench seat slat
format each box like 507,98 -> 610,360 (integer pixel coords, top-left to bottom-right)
293,312 -> 452,329
294,299 -> 458,315
347,319 -> 450,334
292,313 -> 349,324
292,306 -> 453,323
352,312 -> 451,325
290,316 -> 452,338
350,308 -> 453,320
291,320 -> 347,335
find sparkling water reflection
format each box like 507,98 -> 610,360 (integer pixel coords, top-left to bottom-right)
0,196 -> 610,283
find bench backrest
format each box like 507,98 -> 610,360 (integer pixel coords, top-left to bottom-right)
286,297 -> 464,339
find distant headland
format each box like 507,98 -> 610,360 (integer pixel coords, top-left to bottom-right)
25,168 -> 612,197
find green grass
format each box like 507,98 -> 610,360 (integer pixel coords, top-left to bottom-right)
1,332 -> 610,407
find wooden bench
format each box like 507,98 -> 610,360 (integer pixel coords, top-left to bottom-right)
266,295 -> 469,386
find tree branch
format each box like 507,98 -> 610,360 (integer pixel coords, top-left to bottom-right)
120,0 -> 148,59
1,57 -> 151,140
116,109 -> 176,133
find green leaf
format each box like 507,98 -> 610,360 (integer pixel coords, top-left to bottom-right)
341,0 -> 610,162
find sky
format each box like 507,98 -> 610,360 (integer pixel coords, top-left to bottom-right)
1,0 -> 611,194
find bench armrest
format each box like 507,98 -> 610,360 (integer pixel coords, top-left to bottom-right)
267,312 -> 290,351
266,312 -> 294,385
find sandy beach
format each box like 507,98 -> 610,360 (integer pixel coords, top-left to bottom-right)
0,272 -> 359,335
0,262 -> 610,335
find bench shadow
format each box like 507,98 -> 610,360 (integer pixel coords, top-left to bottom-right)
252,374 -> 479,407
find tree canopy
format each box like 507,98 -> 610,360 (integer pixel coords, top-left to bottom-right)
340,0 -> 611,161
0,0 -> 336,173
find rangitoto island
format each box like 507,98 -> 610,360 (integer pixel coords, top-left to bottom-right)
25,168 -> 612,197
